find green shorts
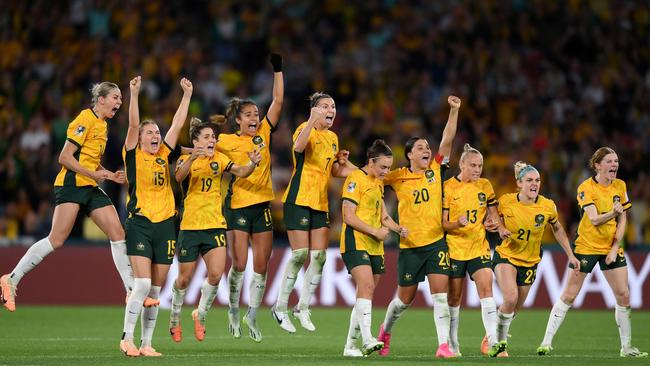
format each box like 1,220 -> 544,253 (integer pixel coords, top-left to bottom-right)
125,215 -> 177,265
398,239 -> 449,286
492,251 -> 538,286
572,250 -> 627,273
341,250 -> 385,275
283,202 -> 330,231
54,185 -> 113,214
450,253 -> 492,280
177,228 -> 227,263
225,202 -> 273,233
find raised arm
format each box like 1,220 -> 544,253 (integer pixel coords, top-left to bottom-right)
550,220 -> 580,270
331,149 -> 358,178
293,108 -> 323,153
266,53 -> 284,127
164,78 -> 193,149
125,76 -> 141,151
342,200 -> 389,241
437,95 -> 461,157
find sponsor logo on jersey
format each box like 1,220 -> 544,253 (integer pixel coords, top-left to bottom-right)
579,191 -> 585,200
346,182 -> 356,193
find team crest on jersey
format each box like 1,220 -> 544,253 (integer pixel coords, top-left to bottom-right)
613,195 -> 621,203
252,135 -> 266,149
347,182 -> 356,193
425,169 -> 435,183
478,192 -> 487,206
579,191 -> 585,200
403,273 -> 413,282
238,217 -> 247,226
136,242 -> 145,251
155,158 -> 166,166
362,253 -> 370,260
299,217 -> 309,226
180,248 -> 188,257
534,214 -> 545,227
580,258 -> 588,267
210,162 -> 219,172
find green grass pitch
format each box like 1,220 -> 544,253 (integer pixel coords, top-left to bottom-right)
0,306 -> 648,365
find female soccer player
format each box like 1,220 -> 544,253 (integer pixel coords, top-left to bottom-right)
341,139 -> 407,357
377,95 -> 462,358
272,92 -> 355,333
118,76 -> 192,357
442,143 -> 503,357
168,117 -> 261,342
1,81 -> 134,312
215,53 -> 283,343
491,161 -> 579,357
538,148 -> 647,358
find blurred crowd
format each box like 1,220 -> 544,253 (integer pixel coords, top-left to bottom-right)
1,0 -> 649,247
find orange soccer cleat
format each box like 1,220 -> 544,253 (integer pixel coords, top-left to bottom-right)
119,340 -> 140,357
139,345 -> 162,357
192,309 -> 206,341
1,274 -> 16,312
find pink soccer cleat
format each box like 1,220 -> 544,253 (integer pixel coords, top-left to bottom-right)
435,343 -> 456,358
377,324 -> 391,356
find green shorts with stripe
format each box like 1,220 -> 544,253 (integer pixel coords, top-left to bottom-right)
341,250 -> 385,275
54,185 -> 113,214
177,228 -> 227,263
450,254 -> 493,280
398,239 -> 449,286
492,251 -> 538,286
283,202 -> 329,231
571,250 -> 627,273
125,215 -> 177,265
225,202 -> 273,233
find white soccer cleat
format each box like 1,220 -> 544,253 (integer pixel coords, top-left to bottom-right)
271,308 -> 296,333
243,310 -> 262,343
292,307 -> 315,332
361,338 -> 384,356
620,346 -> 648,358
343,345 -> 365,357
228,308 -> 242,339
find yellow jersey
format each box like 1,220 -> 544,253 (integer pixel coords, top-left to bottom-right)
282,122 -> 339,212
496,193 -> 558,267
575,177 -> 631,255
216,116 -> 275,209
384,156 -> 445,249
340,169 -> 384,256
443,177 -> 497,260
123,142 -> 176,223
177,153 -> 234,230
54,109 -> 107,187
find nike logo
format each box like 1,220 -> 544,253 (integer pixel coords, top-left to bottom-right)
488,311 -> 496,314
553,314 -> 561,318
453,197 -> 460,200
231,148 -> 239,152
129,311 -> 137,314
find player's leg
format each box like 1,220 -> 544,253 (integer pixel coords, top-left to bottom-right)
429,272 -> 453,358
351,265 -> 383,355
227,229 -> 249,339
379,284 -> 416,356
473,267 -> 498,351
295,222 -> 329,331
120,255 -> 152,357
490,264 -> 515,357
272,228 -> 308,333
243,229 -> 272,342
193,243 -> 226,341
1,203 -> 79,312
447,275 -> 464,356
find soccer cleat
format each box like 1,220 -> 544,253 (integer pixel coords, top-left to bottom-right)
480,334 -> 489,355
119,340 -> 140,357
1,274 -> 16,312
488,340 -> 507,358
377,324 -> 391,356
292,307 -> 316,332
361,338 -> 384,356
343,345 -> 365,357
620,346 -> 648,358
139,345 -> 162,357
228,308 -> 242,339
169,319 -> 182,343
125,292 -> 160,308
537,345 -> 553,355
243,310 -> 263,343
271,308 -> 296,333
435,343 -> 456,358
192,309 -> 206,341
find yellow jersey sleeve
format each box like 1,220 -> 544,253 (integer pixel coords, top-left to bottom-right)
65,110 -> 92,148
340,169 -> 384,255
